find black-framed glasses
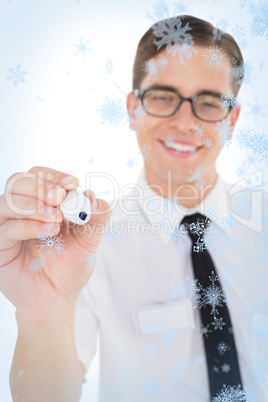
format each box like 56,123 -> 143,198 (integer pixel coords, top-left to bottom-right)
133,86 -> 234,123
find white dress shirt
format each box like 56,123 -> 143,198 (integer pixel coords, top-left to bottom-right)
74,168 -> 268,402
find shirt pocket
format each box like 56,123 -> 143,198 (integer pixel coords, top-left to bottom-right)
131,299 -> 195,339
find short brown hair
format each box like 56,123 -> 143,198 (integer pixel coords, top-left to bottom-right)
132,15 -> 244,96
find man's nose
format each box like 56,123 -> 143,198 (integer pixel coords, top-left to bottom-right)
167,100 -> 195,133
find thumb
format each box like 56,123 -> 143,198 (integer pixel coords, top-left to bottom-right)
63,189 -> 112,253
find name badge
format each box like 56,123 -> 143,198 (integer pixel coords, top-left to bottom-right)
132,299 -> 195,338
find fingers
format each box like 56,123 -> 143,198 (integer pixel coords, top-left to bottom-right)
0,194 -> 63,226
0,219 -> 61,251
26,166 -> 79,190
0,166 -> 79,249
1,167 -> 79,225
5,170 -> 79,205
63,190 -> 112,253
83,190 -> 112,224
5,176 -> 66,208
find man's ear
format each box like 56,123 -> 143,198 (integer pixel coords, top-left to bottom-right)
126,92 -> 137,131
228,103 -> 241,140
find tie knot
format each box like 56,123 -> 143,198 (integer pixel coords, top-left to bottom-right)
180,213 -> 211,252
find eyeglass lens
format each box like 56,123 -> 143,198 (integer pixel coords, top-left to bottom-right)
142,89 -> 229,121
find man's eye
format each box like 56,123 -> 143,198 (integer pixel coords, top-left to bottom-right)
201,102 -> 219,109
152,95 -> 175,102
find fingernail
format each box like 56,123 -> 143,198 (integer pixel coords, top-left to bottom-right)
61,175 -> 78,189
47,187 -> 66,203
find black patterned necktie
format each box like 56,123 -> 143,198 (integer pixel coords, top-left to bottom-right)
180,213 -> 243,399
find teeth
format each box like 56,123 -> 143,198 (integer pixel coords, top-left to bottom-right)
164,140 -> 197,152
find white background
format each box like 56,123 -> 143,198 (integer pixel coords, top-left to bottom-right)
0,0 -> 267,400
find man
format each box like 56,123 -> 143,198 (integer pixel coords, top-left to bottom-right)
0,14 -> 267,402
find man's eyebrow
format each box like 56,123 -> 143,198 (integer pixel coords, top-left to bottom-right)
146,84 -> 224,97
197,89 -> 223,97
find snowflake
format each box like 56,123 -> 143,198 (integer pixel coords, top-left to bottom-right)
193,123 -> 206,137
232,24 -> 245,39
170,368 -> 181,380
161,330 -> 175,348
126,159 -> 135,168
35,230 -> 65,258
106,59 -> 113,74
7,65 -> 27,86
172,0 -> 189,15
229,58 -> 244,86
139,144 -> 151,160
72,36 -> 92,59
203,137 -> 213,148
212,317 -> 226,330
182,215 -> 212,253
202,46 -> 226,69
212,384 -> 246,401
170,360 -> 188,380
197,271 -> 228,316
239,37 -> 249,50
186,166 -> 204,188
213,366 -> 220,373
144,53 -> 169,82
143,59 -> 159,79
244,385 -> 259,402
254,130 -> 268,162
156,53 -> 168,72
248,315 -> 268,340
97,97 -> 126,126
216,17 -> 230,32
213,28 -> 225,41
27,257 -> 45,273
145,0 -> 170,23
233,127 -> 255,149
249,0 -> 268,39
247,97 -> 268,123
170,227 -> 190,253
217,342 -> 230,355
235,197 -> 252,215
221,363 -> 231,373
247,360 -> 268,384
236,129 -> 268,163
220,94 -> 238,108
129,98 -> 152,127
215,119 -> 233,148
182,275 -> 203,302
200,323 -> 213,338
147,343 -> 160,356
152,17 -> 198,65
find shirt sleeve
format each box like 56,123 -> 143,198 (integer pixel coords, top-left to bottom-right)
74,280 -> 99,380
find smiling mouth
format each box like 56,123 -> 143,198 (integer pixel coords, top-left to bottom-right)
160,140 -> 203,154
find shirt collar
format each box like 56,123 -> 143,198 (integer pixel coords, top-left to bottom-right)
136,167 -> 234,245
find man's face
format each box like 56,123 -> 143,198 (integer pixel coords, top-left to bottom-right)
127,46 -> 240,190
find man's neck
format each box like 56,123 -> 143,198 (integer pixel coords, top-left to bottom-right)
144,169 -> 218,209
